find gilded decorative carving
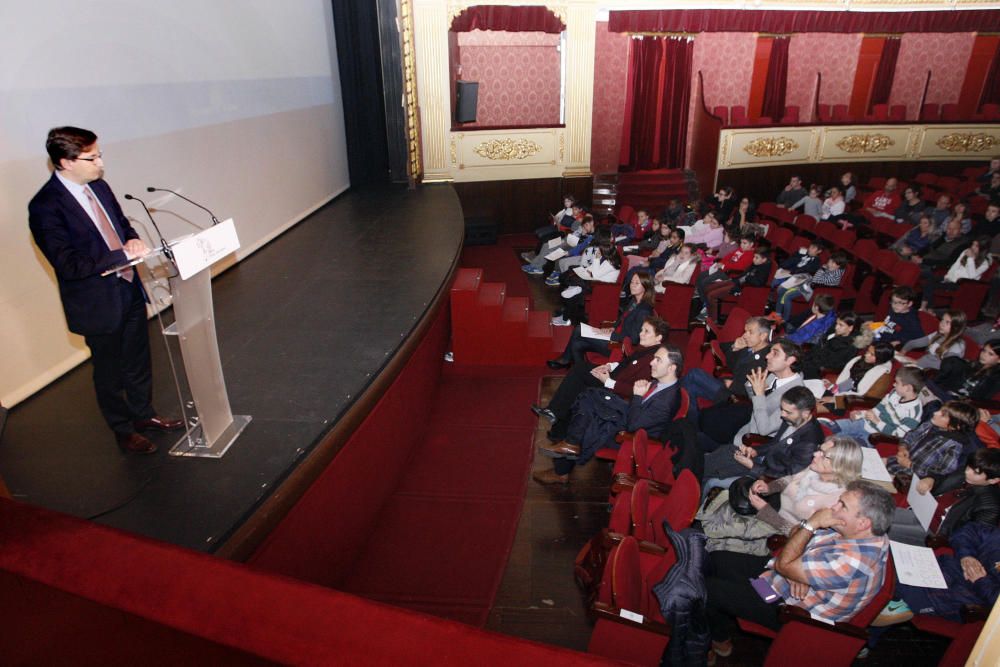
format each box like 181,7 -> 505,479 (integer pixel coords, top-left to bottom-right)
935,132 -> 1000,153
450,138 -> 457,165
400,0 -> 421,180
473,138 -> 543,160
559,132 -> 565,163
743,137 -> 799,158
835,133 -> 894,154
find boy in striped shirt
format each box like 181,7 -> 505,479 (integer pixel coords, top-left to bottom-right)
826,366 -> 925,441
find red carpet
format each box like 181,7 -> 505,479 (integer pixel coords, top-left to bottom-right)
341,364 -> 539,626
460,234 -> 536,298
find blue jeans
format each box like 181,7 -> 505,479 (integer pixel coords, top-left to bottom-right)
829,417 -> 872,442
681,368 -> 725,421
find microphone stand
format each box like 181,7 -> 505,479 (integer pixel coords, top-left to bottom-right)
124,193 -> 173,260
147,186 -> 220,225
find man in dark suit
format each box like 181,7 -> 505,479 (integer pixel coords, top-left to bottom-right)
533,344 -> 684,485
701,386 -> 823,494
28,127 -> 181,454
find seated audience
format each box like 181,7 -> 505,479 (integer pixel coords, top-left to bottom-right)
681,316 -> 773,420
702,386 -> 823,497
697,340 -> 806,452
819,342 -> 895,405
894,186 -> 927,226
898,310 -> 967,370
840,171 -> 857,204
700,436 -> 862,563
533,344 -> 683,485
652,243 -> 700,293
773,252 -> 848,324
822,186 -> 847,223
976,170 -> 1000,203
825,365 -> 925,440
771,241 -> 824,290
889,448 -> 1000,546
546,273 -> 653,369
788,183 -> 823,219
704,481 -> 893,663
799,312 -> 865,380
776,175 -> 806,209
892,215 -> 936,259
872,286 -> 923,347
694,233 -> 756,307
920,237 -> 992,310
928,194 -> 953,230
710,186 -> 737,222
522,214 -> 595,275
687,211 -> 725,250
884,400 -> 979,496
531,316 -> 669,441
702,247 -> 772,322
619,225 -> 681,293
913,217 -> 969,275
863,177 -> 902,221
934,339 -> 1000,402
785,293 -> 837,345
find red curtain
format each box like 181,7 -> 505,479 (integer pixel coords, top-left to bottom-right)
621,37 -> 693,170
608,9 -> 1000,34
868,37 -> 901,112
760,36 -> 789,122
451,6 -> 565,33
980,41 -> 1000,107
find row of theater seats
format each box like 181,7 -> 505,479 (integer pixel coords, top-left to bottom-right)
712,103 -> 1000,127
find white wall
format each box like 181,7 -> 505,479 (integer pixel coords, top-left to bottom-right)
0,1 -> 350,406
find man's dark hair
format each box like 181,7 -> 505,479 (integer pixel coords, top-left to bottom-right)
754,246 -> 771,259
892,285 -> 917,304
969,448 -> 1000,481
847,480 -> 895,536
660,344 -> 684,376
773,338 -> 803,372
829,252 -> 850,268
46,126 -> 97,169
814,294 -> 836,314
895,366 -> 925,393
781,385 -> 816,412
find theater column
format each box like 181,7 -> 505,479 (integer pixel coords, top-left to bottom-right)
413,0 -> 452,182
563,0 -> 597,178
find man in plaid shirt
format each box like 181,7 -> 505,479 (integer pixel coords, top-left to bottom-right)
705,481 -> 893,664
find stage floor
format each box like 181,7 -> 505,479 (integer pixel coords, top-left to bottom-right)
1,183 -> 463,553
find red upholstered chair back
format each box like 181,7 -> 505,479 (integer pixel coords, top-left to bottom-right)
712,106 -> 729,125
920,103 -> 940,121
892,260 -> 921,289
684,327 -> 706,370
658,469 -> 700,536
982,103 -> 1000,120
870,104 -> 889,121
675,388 -> 690,421
731,106 -> 749,126
832,104 -> 850,121
610,537 -> 643,613
716,307 -> 751,344
918,310 -> 939,335
781,106 -> 799,124
631,429 -> 651,479
816,104 -> 832,121
889,105 -> 906,121
608,486 -> 634,535
941,103 -> 960,121
630,479 -> 653,542
795,214 -> 817,235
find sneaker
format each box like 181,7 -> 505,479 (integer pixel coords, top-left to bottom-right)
443,351 -> 454,363
872,599 -> 913,627
551,315 -> 571,327
856,647 -> 870,660
545,272 -> 562,286
695,308 -> 708,322
522,264 -> 544,275
520,251 -> 536,262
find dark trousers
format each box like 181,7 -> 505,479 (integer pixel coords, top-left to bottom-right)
705,550 -> 780,641
83,279 -> 154,435
548,362 -> 602,421
557,326 -> 612,365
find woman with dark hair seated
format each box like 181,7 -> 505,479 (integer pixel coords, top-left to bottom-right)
934,339 -> 1000,402
884,400 -> 980,497
547,272 -> 655,369
798,312 -> 864,380
532,316 -> 670,442
817,342 -> 895,408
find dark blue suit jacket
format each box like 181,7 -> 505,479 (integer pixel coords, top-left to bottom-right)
29,174 -> 139,336
626,381 -> 682,441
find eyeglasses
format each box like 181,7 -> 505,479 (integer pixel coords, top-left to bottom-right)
75,152 -> 103,162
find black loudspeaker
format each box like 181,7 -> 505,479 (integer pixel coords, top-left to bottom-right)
455,81 -> 479,123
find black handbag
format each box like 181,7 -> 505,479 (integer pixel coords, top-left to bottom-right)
728,476 -> 781,516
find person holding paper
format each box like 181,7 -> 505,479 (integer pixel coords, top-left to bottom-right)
877,521 -> 1000,625
28,127 -> 182,454
546,273 -> 654,369
704,481 -> 893,664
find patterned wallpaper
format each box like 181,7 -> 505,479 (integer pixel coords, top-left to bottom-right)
890,33 -> 975,119
787,33 -> 864,120
590,23 -> 630,175
456,30 -> 561,127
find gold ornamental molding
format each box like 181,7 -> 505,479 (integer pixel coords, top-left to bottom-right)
400,0 -> 421,180
473,138 -> 543,160
935,132 -> 1000,153
835,133 -> 895,154
743,136 -> 799,158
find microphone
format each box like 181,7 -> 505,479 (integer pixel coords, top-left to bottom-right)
124,194 -> 173,260
147,186 -> 220,225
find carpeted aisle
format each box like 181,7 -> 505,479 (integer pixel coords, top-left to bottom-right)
341,363 -> 540,626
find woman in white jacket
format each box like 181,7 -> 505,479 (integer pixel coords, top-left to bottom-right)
653,243 -> 700,293
921,237 -> 992,309
820,342 -> 895,406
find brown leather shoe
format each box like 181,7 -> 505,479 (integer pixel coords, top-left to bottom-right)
537,441 -> 581,459
116,432 -> 158,454
133,415 -> 184,432
532,469 -> 569,485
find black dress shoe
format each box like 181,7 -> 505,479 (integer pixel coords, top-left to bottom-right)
546,359 -> 570,370
133,415 -> 184,432
116,432 -> 158,454
530,404 -> 557,423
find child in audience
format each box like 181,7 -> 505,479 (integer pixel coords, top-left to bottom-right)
821,185 -> 847,223
785,293 -> 837,345
872,286 -> 923,347
800,312 -> 864,379
819,342 -> 895,405
840,172 -> 857,203
774,252 -> 848,323
789,184 -> 823,219
687,211 -> 725,250
884,401 -> 979,496
935,339 -> 1000,402
694,233 -> 755,308
826,366 -> 925,440
522,214 -> 595,276
898,310 -> 967,370
771,240 -> 824,290
702,247 -> 772,322
653,243 -> 700,293
920,237 -> 992,310
530,195 -> 580,249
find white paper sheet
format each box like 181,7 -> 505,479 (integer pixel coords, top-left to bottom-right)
907,476 -> 940,531
580,323 -> 612,341
547,237 -> 562,249
861,448 -> 894,483
566,234 -> 580,248
544,248 -> 568,261
890,541 -> 948,589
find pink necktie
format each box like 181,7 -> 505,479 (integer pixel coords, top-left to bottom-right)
84,188 -> 133,282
